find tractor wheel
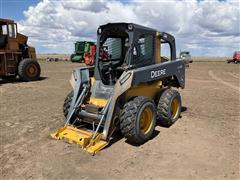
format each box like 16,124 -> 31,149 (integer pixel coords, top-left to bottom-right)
157,89 -> 181,127
18,59 -> 41,81
63,90 -> 74,118
120,96 -> 156,144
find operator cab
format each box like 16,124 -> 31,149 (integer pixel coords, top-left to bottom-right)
96,24 -> 131,85
95,23 -> 156,85
0,19 -> 17,49
94,23 -> 176,85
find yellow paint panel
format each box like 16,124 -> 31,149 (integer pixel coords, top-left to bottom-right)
89,97 -> 108,107
88,78 -> 108,107
155,32 -> 161,64
126,81 -> 162,100
90,77 -> 95,86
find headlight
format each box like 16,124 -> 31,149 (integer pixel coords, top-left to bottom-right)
128,24 -> 133,31
97,28 -> 102,34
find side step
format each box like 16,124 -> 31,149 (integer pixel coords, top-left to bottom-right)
51,126 -> 108,155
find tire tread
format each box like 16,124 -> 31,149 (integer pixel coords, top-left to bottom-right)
120,96 -> 156,144
18,59 -> 41,81
157,89 -> 181,127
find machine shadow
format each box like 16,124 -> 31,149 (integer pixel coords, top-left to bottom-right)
105,129 -> 161,149
181,106 -> 187,113
125,130 -> 160,147
107,131 -> 124,147
0,76 -> 47,85
104,107 -> 188,149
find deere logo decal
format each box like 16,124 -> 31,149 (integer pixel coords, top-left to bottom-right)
151,69 -> 166,78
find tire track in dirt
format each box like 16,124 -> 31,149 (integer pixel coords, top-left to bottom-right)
208,70 -> 240,94
187,78 -> 216,83
227,72 -> 239,79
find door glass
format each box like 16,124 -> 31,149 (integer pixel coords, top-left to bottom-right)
14,24 -> 17,38
2,25 -> 8,35
100,38 -> 122,61
161,43 -> 170,63
133,34 -> 153,64
8,24 -> 16,38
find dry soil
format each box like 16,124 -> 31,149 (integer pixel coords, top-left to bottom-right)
0,61 -> 239,180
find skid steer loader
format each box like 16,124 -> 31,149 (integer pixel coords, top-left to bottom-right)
51,23 -> 185,155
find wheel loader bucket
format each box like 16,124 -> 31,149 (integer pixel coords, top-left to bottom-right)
51,125 -> 108,155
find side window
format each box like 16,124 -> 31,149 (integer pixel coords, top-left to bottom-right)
2,25 -> 8,35
102,38 -> 122,60
14,24 -> 17,37
133,34 -> 153,64
161,43 -> 170,63
8,24 -> 16,38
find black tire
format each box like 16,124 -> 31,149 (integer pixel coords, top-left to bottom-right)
120,96 -> 156,144
63,90 -> 74,118
18,59 -> 41,81
157,89 -> 181,127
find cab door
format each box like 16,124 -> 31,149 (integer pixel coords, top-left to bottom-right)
7,23 -> 19,51
0,24 -> 8,76
6,23 -> 19,75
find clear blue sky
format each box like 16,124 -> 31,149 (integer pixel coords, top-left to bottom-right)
1,0 -> 40,20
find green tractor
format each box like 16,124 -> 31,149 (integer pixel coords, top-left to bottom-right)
70,41 -> 95,63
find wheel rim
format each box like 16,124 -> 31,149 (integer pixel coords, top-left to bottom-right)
171,98 -> 179,119
140,107 -> 153,134
26,64 -> 37,77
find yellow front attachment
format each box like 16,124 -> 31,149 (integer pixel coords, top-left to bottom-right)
51,126 -> 108,155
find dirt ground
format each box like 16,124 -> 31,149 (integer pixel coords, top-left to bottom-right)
0,61 -> 239,180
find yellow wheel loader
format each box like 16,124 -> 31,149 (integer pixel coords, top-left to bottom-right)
51,23 -> 185,155
0,18 -> 40,81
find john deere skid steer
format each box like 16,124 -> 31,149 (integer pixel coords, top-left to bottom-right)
51,23 -> 185,155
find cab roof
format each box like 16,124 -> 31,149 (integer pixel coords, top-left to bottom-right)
0,18 -> 15,24
99,22 -> 157,33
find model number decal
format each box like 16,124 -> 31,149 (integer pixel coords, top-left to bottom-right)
151,69 -> 166,78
